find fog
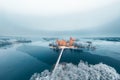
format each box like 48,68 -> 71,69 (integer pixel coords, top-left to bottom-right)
0,0 -> 120,37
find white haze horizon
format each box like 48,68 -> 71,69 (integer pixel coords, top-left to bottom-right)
0,0 -> 120,36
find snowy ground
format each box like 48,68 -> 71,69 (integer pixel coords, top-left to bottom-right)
30,61 -> 120,80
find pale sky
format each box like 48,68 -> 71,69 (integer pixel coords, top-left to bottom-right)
0,0 -> 119,16
0,0 -> 120,36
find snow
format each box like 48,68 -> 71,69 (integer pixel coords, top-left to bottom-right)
30,61 -> 120,80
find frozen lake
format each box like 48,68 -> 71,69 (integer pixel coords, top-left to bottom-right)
0,37 -> 120,80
